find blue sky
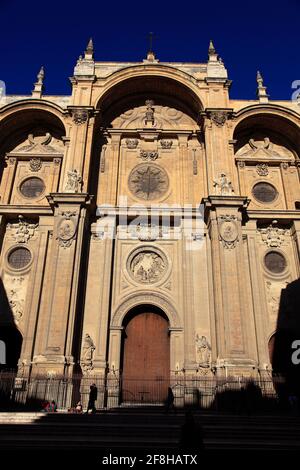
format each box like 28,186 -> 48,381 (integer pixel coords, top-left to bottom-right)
0,0 -> 299,100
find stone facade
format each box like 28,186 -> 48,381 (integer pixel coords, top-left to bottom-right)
0,42 -> 299,403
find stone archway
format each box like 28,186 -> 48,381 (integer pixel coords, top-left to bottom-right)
121,305 -> 170,404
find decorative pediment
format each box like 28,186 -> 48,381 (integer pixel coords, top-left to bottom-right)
8,133 -> 64,156
111,105 -> 196,130
235,137 -> 294,160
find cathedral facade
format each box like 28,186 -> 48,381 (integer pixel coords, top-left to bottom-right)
0,40 -> 299,406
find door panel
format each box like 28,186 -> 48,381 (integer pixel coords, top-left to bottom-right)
122,311 -> 169,403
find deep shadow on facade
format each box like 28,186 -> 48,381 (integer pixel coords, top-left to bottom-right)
0,40 -> 299,408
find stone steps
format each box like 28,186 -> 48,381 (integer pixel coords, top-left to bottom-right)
0,411 -> 299,452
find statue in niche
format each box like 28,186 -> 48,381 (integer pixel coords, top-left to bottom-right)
65,169 -> 82,193
213,173 -> 234,195
145,99 -> 155,125
82,333 -> 96,372
196,334 -> 211,367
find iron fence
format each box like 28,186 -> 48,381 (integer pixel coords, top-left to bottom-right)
0,370 -> 285,412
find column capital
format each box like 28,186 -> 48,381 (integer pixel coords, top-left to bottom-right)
47,193 -> 94,211
201,195 -> 250,222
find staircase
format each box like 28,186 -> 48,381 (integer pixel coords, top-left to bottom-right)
0,408 -> 299,454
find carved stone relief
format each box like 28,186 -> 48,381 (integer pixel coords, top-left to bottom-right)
64,169 -> 82,193
112,105 -> 196,130
256,163 -> 269,176
210,111 -> 227,127
56,211 -> 78,248
128,249 -> 167,284
218,215 -> 239,249
266,280 -> 289,319
160,140 -> 173,149
258,221 -> 288,248
11,133 -> 64,155
128,164 -> 169,200
7,215 -> 38,244
236,137 -> 294,160
72,109 -> 89,125
29,158 -> 42,172
139,150 -> 159,161
126,139 -> 138,149
3,275 -> 28,324
213,173 -> 234,195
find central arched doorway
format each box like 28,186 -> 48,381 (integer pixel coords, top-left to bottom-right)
121,305 -> 170,404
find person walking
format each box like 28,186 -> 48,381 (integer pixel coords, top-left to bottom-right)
85,383 -> 98,414
165,387 -> 175,413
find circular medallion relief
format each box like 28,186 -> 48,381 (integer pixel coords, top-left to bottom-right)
19,177 -> 45,199
128,248 -> 168,284
128,164 -> 169,200
7,247 -> 32,270
264,251 -> 287,274
252,182 -> 278,204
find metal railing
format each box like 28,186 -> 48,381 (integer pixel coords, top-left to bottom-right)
0,371 -> 286,412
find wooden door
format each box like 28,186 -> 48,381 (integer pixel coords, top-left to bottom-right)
122,311 -> 170,403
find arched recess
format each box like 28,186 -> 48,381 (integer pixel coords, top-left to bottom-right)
111,291 -> 182,329
89,73 -> 203,196
0,105 -> 67,155
233,108 -> 300,157
0,105 -> 67,201
232,108 -> 300,208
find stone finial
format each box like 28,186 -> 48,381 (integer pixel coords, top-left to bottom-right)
37,66 -> 45,85
32,66 -> 45,99
256,70 -> 269,103
208,39 -> 218,62
208,39 -> 216,55
84,38 -> 94,60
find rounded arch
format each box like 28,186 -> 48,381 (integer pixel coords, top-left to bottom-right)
111,292 -> 182,329
0,104 -> 67,154
232,105 -> 300,156
94,66 -> 203,123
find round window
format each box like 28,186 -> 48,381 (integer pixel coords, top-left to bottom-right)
8,247 -> 32,269
252,182 -> 278,203
20,177 -> 45,198
264,251 -> 287,274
